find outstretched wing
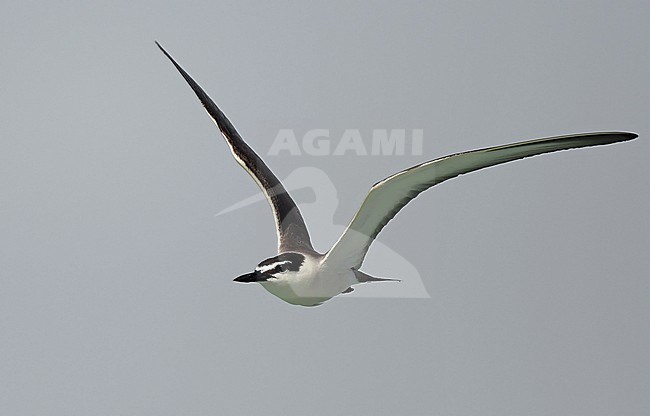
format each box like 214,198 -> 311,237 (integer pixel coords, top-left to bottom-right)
323,132 -> 637,270
157,42 -> 313,253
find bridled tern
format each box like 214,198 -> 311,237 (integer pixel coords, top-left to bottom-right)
157,42 -> 637,307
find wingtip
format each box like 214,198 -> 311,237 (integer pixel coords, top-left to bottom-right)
596,131 -> 638,143
614,132 -> 639,143
154,41 -> 186,76
155,40 -> 169,56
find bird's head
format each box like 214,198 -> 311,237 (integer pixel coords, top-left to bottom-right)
233,252 -> 306,283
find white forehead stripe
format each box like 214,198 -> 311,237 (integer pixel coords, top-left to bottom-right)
256,260 -> 291,273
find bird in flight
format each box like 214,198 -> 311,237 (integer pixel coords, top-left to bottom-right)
156,42 -> 637,307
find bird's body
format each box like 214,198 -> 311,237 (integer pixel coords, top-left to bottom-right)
157,42 -> 637,307
258,253 -> 355,306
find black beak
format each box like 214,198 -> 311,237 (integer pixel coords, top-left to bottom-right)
233,271 -> 262,283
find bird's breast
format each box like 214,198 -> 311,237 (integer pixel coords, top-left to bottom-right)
260,267 -> 355,306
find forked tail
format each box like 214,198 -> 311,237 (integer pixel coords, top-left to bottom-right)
353,269 -> 401,283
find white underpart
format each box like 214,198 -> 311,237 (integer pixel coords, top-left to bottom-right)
260,255 -> 357,306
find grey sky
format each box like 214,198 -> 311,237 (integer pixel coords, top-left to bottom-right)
1,1 -> 649,415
